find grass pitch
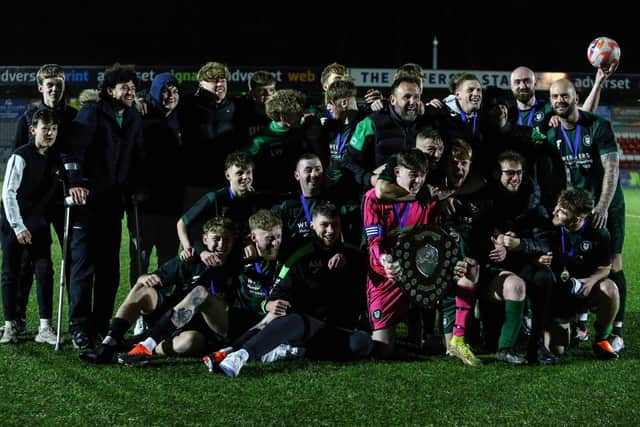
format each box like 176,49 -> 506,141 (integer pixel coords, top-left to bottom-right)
1,190 -> 639,426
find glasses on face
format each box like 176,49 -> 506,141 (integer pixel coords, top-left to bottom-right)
502,169 -> 523,178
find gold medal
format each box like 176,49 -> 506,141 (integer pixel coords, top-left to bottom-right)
560,269 -> 570,282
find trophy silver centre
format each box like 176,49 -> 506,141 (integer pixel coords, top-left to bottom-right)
416,244 -> 439,278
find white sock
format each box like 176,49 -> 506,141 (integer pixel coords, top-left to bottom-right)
141,337 -> 157,352
102,336 -> 117,346
237,349 -> 249,362
4,321 -> 12,329
40,319 -> 51,329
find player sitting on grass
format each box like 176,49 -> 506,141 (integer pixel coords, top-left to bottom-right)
80,217 -> 237,364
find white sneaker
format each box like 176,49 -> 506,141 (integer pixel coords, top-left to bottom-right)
521,316 -> 532,336
35,326 -> 61,345
219,349 -> 249,378
260,344 -> 306,363
609,334 -> 624,353
2,318 -> 27,336
0,323 -> 18,344
134,316 -> 148,336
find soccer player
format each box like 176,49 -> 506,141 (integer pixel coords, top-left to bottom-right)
362,149 -> 435,358
484,151 -> 559,365
544,78 -> 626,352
539,189 -> 619,360
80,217 -> 236,364
177,151 -> 270,264
217,202 -> 370,377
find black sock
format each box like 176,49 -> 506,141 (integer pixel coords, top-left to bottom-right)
150,310 -> 178,343
106,318 -> 131,344
609,270 -> 626,333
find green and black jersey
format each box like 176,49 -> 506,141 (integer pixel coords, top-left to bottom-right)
233,257 -> 282,315
510,99 -> 553,129
543,110 -> 623,210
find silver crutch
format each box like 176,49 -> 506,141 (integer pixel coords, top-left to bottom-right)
55,196 -> 74,352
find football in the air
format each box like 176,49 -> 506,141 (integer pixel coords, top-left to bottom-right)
587,37 -> 621,68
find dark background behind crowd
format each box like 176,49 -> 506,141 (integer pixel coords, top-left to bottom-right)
3,4 -> 638,72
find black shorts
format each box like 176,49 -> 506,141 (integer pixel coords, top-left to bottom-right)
550,278 -> 600,322
143,285 -> 192,326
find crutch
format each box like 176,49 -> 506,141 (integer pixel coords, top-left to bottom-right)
55,196 -> 73,351
130,199 -> 148,336
131,200 -> 144,278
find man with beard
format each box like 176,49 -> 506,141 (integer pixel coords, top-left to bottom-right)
343,76 -> 422,190
510,65 -> 617,129
509,65 -> 617,212
541,78 -> 626,352
65,63 -> 145,348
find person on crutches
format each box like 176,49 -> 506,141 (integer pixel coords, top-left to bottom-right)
1,110 -> 61,345
64,63 -> 146,350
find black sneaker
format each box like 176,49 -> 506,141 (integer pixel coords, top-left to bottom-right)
592,340 -> 619,360
117,343 -> 154,367
79,343 -> 117,364
496,348 -> 528,365
528,346 -> 561,365
72,331 -> 95,350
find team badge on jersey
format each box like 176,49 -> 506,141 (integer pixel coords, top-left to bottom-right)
581,240 -> 592,252
535,111 -> 544,122
583,135 -> 592,147
373,309 -> 382,320
308,258 -> 323,275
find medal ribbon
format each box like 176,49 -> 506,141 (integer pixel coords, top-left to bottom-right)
459,109 -> 477,136
393,202 -> 411,229
300,195 -> 312,224
559,121 -> 582,159
517,99 -> 538,126
336,129 -> 352,156
561,221 -> 587,259
254,261 -> 270,297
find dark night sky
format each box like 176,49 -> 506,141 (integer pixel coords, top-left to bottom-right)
3,4 -> 637,74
